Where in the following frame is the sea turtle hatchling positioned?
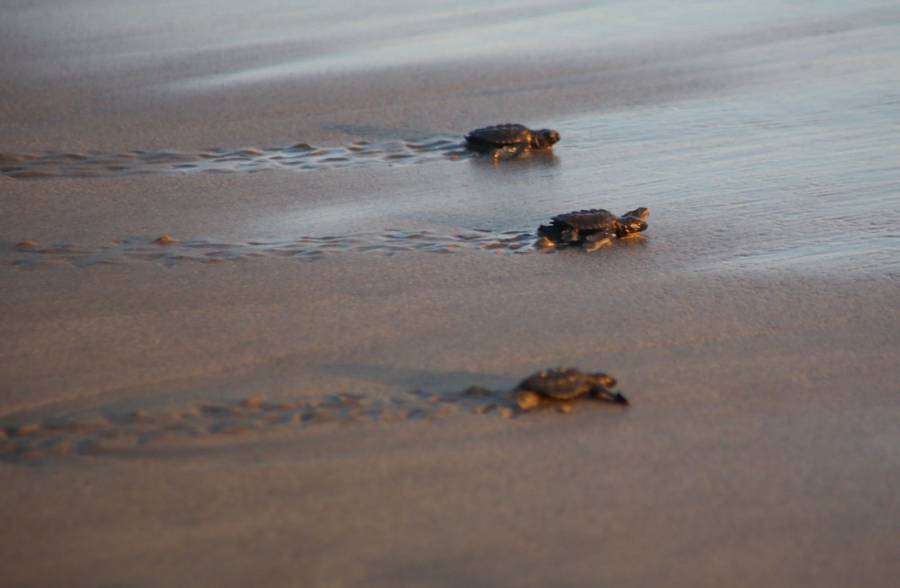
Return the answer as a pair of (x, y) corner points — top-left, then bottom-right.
(538, 207), (650, 252)
(465, 124), (560, 159)
(515, 368), (629, 412)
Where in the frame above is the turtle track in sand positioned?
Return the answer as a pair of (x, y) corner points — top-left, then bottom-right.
(0, 387), (522, 463)
(0, 137), (474, 179)
(2, 230), (539, 269)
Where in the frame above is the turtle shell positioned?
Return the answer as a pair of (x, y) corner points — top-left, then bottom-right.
(552, 209), (619, 231)
(538, 209), (620, 243)
(517, 368), (594, 400)
(465, 124), (533, 147)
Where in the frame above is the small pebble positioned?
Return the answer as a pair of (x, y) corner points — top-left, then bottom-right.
(431, 405), (457, 418)
(240, 397), (264, 410)
(473, 403), (497, 415)
(125, 410), (154, 424)
(9, 424), (40, 437)
(557, 403), (573, 414)
(308, 409), (336, 424)
(463, 386), (492, 397)
(210, 421), (257, 435)
(499, 407), (515, 419)
(15, 240), (37, 249)
(155, 234), (177, 245)
(200, 404), (240, 416)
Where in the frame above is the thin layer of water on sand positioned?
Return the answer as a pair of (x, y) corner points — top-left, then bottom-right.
(2, 229), (545, 268)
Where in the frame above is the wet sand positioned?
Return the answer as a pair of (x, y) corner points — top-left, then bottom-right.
(2, 1), (899, 586)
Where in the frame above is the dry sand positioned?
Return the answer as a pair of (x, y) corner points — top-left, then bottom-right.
(2, 1), (899, 586)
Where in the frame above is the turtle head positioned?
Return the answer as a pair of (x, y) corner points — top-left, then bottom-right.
(589, 374), (629, 405)
(589, 373), (617, 389)
(618, 207), (650, 235)
(532, 129), (560, 148)
(595, 389), (629, 405)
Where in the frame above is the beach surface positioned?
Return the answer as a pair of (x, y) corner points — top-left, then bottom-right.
(2, 1), (899, 586)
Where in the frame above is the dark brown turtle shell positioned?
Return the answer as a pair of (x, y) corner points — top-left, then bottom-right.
(466, 124), (533, 146)
(553, 209), (620, 231)
(465, 124), (560, 149)
(516, 368), (595, 401)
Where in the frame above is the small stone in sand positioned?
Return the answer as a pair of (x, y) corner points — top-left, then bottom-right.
(125, 410), (154, 423)
(499, 407), (516, 419)
(431, 405), (457, 418)
(557, 403), (573, 414)
(210, 421), (258, 435)
(8, 424), (40, 437)
(155, 234), (177, 245)
(473, 403), (497, 414)
(15, 240), (37, 249)
(201, 404), (240, 416)
(463, 385), (492, 397)
(240, 397), (264, 410)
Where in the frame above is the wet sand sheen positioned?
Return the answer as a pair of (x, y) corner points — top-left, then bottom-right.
(1, 228), (538, 268)
(0, 137), (472, 178)
(1, 0), (899, 587)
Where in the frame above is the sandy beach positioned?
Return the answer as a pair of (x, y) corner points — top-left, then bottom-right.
(2, 1), (899, 586)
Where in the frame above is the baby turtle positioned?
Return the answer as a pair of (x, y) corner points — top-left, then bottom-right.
(515, 368), (628, 412)
(465, 124), (560, 159)
(538, 207), (650, 252)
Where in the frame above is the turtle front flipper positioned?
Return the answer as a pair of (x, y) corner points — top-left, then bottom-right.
(491, 145), (526, 161)
(592, 386), (629, 405)
(582, 231), (613, 252)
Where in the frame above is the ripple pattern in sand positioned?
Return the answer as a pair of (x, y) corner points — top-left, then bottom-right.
(0, 138), (474, 179)
(0, 387), (528, 462)
(3, 230), (538, 269)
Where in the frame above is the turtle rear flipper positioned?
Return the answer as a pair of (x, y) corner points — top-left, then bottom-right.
(537, 221), (565, 243)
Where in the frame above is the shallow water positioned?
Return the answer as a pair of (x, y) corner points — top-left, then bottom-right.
(3, 1), (899, 279)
